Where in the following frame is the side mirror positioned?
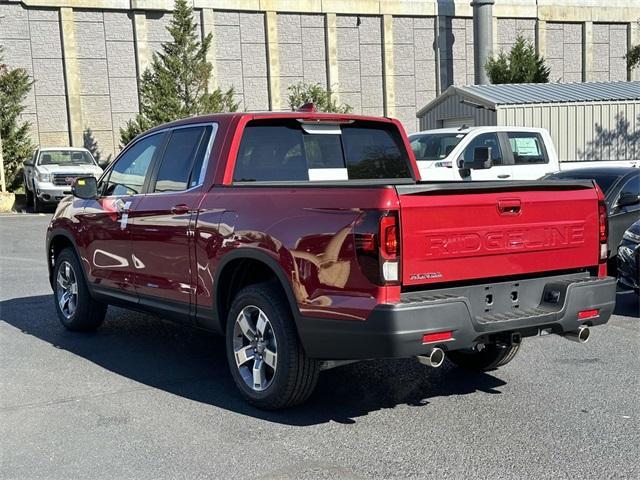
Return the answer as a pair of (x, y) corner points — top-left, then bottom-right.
(462, 147), (493, 170)
(24, 160), (34, 167)
(72, 176), (98, 199)
(617, 192), (640, 208)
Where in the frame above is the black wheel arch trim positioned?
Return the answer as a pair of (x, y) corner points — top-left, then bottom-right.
(210, 248), (304, 336)
(47, 228), (84, 289)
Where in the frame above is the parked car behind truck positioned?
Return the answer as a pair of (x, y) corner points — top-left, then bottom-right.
(23, 147), (103, 212)
(409, 126), (638, 182)
(47, 111), (616, 409)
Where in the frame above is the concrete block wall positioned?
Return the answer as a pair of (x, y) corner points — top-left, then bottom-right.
(0, 3), (69, 148)
(277, 13), (327, 109)
(591, 23), (628, 82)
(546, 22), (583, 83)
(213, 11), (269, 112)
(496, 18), (536, 54)
(336, 15), (384, 117)
(394, 16), (437, 133)
(104, 11), (138, 153)
(1, 0), (638, 159)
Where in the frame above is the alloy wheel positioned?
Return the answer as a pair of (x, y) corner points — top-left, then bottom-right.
(232, 305), (278, 392)
(56, 261), (78, 319)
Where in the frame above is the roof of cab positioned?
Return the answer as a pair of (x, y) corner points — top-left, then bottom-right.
(145, 111), (396, 134)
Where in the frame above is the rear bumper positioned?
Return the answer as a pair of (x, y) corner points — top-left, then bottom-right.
(298, 273), (616, 360)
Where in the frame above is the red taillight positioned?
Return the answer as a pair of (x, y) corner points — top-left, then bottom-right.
(380, 215), (398, 259)
(598, 200), (608, 243)
(578, 309), (599, 320)
(422, 331), (453, 344)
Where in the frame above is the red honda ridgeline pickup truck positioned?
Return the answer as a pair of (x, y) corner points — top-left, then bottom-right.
(47, 111), (616, 409)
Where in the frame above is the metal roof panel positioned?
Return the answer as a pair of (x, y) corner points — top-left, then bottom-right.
(457, 81), (640, 105)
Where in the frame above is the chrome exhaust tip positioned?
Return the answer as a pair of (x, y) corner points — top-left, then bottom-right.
(561, 325), (591, 344)
(418, 348), (445, 368)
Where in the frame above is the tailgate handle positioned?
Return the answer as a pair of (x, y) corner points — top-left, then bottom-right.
(498, 199), (521, 215)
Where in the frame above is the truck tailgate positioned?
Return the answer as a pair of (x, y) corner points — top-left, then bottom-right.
(397, 181), (600, 287)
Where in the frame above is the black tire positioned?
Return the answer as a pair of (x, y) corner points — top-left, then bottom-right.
(25, 181), (34, 205)
(225, 283), (319, 409)
(53, 248), (107, 331)
(446, 342), (521, 372)
(32, 183), (42, 213)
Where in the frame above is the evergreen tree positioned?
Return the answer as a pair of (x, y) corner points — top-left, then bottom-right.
(626, 44), (640, 72)
(0, 46), (35, 192)
(485, 35), (550, 84)
(120, 0), (238, 146)
(287, 82), (352, 113)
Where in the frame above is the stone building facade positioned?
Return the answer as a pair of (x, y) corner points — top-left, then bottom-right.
(0, 0), (638, 161)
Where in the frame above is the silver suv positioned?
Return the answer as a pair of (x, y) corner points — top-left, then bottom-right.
(23, 147), (103, 212)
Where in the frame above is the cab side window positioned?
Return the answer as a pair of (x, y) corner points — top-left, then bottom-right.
(463, 133), (503, 166)
(103, 133), (162, 196)
(153, 125), (212, 193)
(507, 132), (548, 165)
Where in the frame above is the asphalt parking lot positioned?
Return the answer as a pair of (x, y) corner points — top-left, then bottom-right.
(1, 213), (638, 480)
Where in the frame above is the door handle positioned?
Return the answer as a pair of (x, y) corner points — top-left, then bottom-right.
(498, 199), (521, 215)
(171, 204), (190, 215)
(497, 174), (511, 179)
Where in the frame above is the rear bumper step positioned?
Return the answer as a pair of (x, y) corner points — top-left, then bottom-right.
(298, 274), (616, 360)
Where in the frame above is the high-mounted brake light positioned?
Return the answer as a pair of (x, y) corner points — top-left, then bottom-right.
(296, 102), (317, 112)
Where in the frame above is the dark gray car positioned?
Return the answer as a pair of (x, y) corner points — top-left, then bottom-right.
(542, 167), (640, 262)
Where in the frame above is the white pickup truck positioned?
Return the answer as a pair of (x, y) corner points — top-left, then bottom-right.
(409, 126), (639, 181)
(23, 147), (103, 212)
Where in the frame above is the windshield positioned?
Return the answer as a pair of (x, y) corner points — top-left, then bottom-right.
(38, 150), (95, 166)
(409, 133), (465, 161)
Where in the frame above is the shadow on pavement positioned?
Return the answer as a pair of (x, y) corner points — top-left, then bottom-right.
(0, 294), (506, 426)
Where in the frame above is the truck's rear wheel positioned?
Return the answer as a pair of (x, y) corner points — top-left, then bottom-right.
(53, 248), (107, 331)
(446, 342), (521, 372)
(225, 283), (319, 409)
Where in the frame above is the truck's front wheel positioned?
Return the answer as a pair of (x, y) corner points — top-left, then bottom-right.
(446, 343), (521, 372)
(225, 283), (319, 409)
(53, 248), (107, 331)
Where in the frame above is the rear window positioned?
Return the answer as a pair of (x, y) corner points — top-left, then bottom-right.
(233, 120), (413, 182)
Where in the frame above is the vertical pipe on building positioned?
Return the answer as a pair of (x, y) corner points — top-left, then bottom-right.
(471, 0), (494, 85)
(201, 9), (217, 91)
(325, 13), (339, 104)
(382, 15), (395, 117)
(265, 11), (280, 111)
(629, 21), (640, 81)
(583, 21), (593, 82)
(60, 7), (83, 147)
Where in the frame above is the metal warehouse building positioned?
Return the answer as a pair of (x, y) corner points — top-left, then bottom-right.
(416, 81), (640, 162)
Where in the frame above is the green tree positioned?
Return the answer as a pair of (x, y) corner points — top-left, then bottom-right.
(485, 35), (550, 84)
(626, 44), (640, 72)
(0, 47), (35, 192)
(120, 0), (238, 146)
(287, 82), (352, 113)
